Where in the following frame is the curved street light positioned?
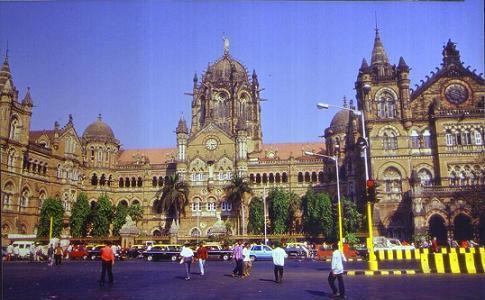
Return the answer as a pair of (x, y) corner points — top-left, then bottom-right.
(315, 101), (378, 271)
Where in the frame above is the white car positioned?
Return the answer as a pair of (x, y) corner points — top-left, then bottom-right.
(373, 237), (415, 251)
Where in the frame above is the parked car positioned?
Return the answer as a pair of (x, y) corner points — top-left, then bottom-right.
(143, 244), (182, 262)
(12, 241), (35, 259)
(127, 244), (146, 259)
(70, 246), (88, 260)
(203, 244), (232, 261)
(249, 245), (273, 261)
(87, 245), (105, 260)
(285, 245), (308, 258)
(373, 237), (415, 251)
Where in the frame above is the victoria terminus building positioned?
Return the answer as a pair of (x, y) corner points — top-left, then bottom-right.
(1, 30), (484, 243)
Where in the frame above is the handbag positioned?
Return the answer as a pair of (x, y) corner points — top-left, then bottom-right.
(179, 257), (184, 264)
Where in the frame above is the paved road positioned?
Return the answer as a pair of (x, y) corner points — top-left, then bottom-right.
(3, 259), (484, 300)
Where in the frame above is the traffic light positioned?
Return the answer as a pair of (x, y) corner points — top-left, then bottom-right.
(366, 179), (376, 202)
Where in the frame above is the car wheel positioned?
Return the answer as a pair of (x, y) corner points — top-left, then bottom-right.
(222, 254), (229, 261)
(83, 255), (87, 260)
(171, 255), (178, 262)
(147, 255), (153, 262)
(90, 255), (96, 260)
(250, 255), (256, 262)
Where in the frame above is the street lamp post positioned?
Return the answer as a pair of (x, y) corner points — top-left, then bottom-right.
(304, 151), (343, 252)
(263, 186), (268, 246)
(316, 102), (378, 271)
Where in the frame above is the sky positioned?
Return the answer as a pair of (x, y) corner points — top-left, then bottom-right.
(0, 1), (483, 150)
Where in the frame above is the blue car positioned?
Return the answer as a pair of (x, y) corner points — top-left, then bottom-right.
(249, 245), (273, 261)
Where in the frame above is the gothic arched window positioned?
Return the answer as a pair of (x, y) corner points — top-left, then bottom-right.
(383, 167), (402, 194)
(376, 91), (396, 119)
(9, 117), (21, 141)
(382, 130), (398, 150)
(417, 169), (433, 186)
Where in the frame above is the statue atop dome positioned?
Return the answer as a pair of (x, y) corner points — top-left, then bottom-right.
(223, 35), (230, 55)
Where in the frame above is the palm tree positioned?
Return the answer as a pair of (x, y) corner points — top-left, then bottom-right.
(156, 174), (189, 228)
(225, 175), (253, 235)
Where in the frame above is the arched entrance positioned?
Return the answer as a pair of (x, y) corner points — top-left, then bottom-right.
(428, 214), (447, 245)
(453, 214), (473, 242)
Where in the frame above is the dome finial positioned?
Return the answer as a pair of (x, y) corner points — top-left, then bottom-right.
(97, 113), (102, 121)
(343, 96), (348, 108)
(222, 34), (230, 55)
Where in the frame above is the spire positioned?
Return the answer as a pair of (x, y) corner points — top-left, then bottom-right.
(97, 114), (102, 121)
(370, 27), (389, 66)
(193, 72), (198, 88)
(21, 87), (33, 106)
(176, 115), (188, 134)
(360, 58), (369, 69)
(252, 69), (259, 86)
(342, 96), (348, 108)
(442, 39), (461, 67)
(0, 49), (12, 88)
(398, 56), (409, 72)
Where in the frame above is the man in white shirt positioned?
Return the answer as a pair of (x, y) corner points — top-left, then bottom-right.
(180, 244), (194, 280)
(328, 243), (346, 298)
(271, 241), (288, 283)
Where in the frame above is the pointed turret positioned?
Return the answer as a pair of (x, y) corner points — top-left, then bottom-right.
(359, 58), (370, 72)
(193, 73), (198, 88)
(442, 39), (461, 67)
(371, 28), (389, 66)
(21, 87), (33, 107)
(0, 52), (12, 89)
(398, 56), (409, 72)
(176, 115), (188, 134)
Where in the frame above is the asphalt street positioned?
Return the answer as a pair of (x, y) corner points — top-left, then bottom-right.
(2, 259), (484, 300)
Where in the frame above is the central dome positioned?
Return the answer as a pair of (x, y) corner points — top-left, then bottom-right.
(328, 110), (351, 134)
(205, 54), (249, 84)
(82, 115), (118, 143)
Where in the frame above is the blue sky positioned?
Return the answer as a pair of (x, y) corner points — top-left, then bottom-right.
(0, 1), (483, 149)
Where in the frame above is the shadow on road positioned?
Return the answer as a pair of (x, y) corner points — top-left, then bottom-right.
(306, 290), (327, 297)
(259, 279), (276, 283)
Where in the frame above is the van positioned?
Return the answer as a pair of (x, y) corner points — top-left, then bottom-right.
(12, 241), (35, 259)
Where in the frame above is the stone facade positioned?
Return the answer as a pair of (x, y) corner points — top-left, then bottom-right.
(1, 33), (484, 243)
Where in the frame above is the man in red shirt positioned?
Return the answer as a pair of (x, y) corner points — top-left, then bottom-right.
(196, 243), (209, 275)
(99, 241), (115, 285)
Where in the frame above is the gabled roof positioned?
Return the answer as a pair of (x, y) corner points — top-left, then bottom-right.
(252, 142), (325, 160)
(118, 148), (176, 165)
(411, 40), (484, 100)
(29, 130), (56, 143)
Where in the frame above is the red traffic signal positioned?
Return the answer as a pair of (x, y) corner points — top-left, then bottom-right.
(366, 179), (376, 189)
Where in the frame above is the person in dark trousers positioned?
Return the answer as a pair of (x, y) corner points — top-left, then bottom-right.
(99, 242), (115, 285)
(232, 241), (244, 277)
(272, 241), (288, 283)
(328, 243), (346, 298)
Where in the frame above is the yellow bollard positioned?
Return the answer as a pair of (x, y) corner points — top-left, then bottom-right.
(396, 249), (403, 260)
(450, 248), (456, 253)
(440, 248), (447, 254)
(434, 253), (445, 273)
(414, 248), (421, 259)
(479, 251), (485, 273)
(378, 250), (385, 261)
(464, 253), (477, 274)
(387, 249), (394, 260)
(448, 252), (460, 273)
(420, 253), (431, 273)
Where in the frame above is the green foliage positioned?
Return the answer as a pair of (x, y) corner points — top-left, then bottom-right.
(301, 190), (334, 238)
(69, 192), (91, 237)
(247, 197), (264, 234)
(37, 197), (64, 238)
(342, 197), (363, 235)
(128, 203), (144, 225)
(91, 194), (113, 237)
(157, 174), (189, 225)
(412, 232), (430, 245)
(112, 203), (128, 236)
(225, 175), (253, 234)
(268, 188), (299, 234)
(345, 232), (359, 247)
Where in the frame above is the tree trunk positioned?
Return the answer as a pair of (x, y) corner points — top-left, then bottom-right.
(241, 204), (246, 236)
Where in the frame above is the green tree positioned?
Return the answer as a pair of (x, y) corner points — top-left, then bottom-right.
(301, 190), (334, 238)
(342, 197), (363, 235)
(91, 194), (113, 237)
(112, 203), (129, 236)
(225, 175), (253, 235)
(37, 197), (64, 238)
(128, 203), (144, 225)
(247, 197), (264, 234)
(157, 174), (189, 227)
(268, 188), (299, 234)
(69, 192), (90, 237)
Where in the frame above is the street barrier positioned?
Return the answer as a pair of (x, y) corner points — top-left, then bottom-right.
(419, 251), (484, 274)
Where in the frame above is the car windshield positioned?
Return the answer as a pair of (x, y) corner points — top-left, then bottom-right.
(263, 246), (271, 251)
(252, 246), (261, 251)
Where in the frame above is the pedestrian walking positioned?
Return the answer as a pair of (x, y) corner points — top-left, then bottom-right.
(54, 244), (63, 265)
(328, 243), (346, 298)
(180, 243), (194, 280)
(99, 242), (115, 285)
(232, 241), (243, 277)
(242, 243), (252, 277)
(6, 242), (13, 261)
(196, 243), (208, 276)
(47, 244), (54, 266)
(272, 241), (288, 283)
(29, 244), (36, 262)
(66, 244), (73, 260)
(431, 237), (439, 253)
